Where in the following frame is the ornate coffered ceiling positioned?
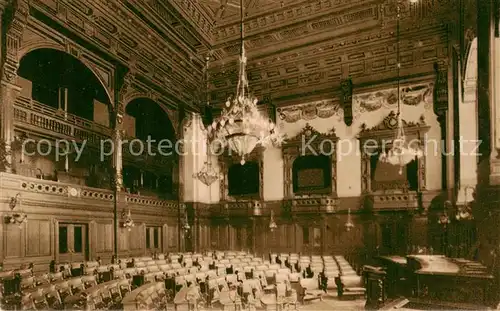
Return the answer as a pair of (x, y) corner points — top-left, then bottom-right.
(165, 0), (463, 106)
(20, 0), (468, 110)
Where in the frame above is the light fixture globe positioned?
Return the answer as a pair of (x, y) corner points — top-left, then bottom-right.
(193, 161), (220, 186)
(122, 210), (135, 231)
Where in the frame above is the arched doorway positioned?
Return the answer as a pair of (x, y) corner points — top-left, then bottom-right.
(122, 98), (177, 198)
(17, 48), (111, 124)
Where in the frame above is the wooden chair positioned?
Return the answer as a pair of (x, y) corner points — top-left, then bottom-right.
(335, 275), (366, 300)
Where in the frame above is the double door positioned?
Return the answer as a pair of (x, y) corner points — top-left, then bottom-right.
(58, 223), (88, 262)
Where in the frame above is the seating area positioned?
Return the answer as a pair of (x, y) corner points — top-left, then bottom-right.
(0, 251), (366, 310)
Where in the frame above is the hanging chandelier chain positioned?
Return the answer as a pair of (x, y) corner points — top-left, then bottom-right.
(396, 4), (401, 117)
(237, 0), (248, 100)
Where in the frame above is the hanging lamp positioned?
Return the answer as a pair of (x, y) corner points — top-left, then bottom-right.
(205, 0), (283, 165)
(379, 4), (423, 174)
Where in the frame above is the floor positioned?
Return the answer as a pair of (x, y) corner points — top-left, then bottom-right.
(300, 293), (366, 310)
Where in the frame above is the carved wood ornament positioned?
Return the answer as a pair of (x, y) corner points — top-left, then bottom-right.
(2, 0), (29, 83)
(341, 77), (353, 126)
(282, 123), (338, 199)
(358, 111), (429, 194)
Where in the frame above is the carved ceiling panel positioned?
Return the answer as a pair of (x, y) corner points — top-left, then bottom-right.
(208, 23), (448, 105)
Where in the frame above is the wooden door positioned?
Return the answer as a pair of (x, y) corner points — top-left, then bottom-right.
(58, 223), (88, 262)
(146, 227), (162, 254)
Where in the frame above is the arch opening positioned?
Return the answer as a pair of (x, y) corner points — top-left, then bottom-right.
(17, 48), (111, 124)
(125, 97), (176, 143)
(123, 97), (177, 199)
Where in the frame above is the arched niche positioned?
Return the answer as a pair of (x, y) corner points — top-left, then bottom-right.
(122, 97), (177, 198)
(219, 147), (263, 202)
(282, 123), (338, 199)
(358, 111), (429, 196)
(124, 97), (176, 142)
(17, 48), (112, 125)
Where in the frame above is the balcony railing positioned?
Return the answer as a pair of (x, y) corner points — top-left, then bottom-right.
(13, 96), (112, 144)
(1, 172), (178, 213)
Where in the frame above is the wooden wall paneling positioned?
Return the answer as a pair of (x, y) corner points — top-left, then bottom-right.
(25, 218), (51, 257)
(22, 217), (52, 271)
(94, 221), (113, 259)
(4, 222), (23, 259)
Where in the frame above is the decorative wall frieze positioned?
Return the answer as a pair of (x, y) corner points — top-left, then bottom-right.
(277, 99), (342, 124)
(353, 82), (434, 118)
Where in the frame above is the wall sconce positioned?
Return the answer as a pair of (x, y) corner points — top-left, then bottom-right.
(122, 209), (135, 231)
(438, 201), (451, 228)
(456, 186), (474, 221)
(181, 204), (190, 232)
(269, 210), (277, 232)
(6, 193), (27, 228)
(345, 207), (354, 231)
(253, 201), (262, 216)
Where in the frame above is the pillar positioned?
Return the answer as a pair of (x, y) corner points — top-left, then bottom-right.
(475, 0), (500, 283)
(0, 0), (28, 173)
(491, 0), (500, 183)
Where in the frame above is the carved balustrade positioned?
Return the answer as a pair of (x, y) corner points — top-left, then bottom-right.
(13, 96), (112, 144)
(0, 172), (178, 215)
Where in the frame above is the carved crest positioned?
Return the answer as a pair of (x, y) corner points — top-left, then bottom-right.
(359, 111), (427, 136)
(284, 123), (337, 143)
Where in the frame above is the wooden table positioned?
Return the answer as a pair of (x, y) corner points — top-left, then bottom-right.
(407, 255), (495, 307)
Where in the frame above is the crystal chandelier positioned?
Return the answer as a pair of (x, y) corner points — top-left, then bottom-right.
(379, 4), (423, 174)
(6, 193), (27, 228)
(193, 159), (219, 187)
(122, 209), (135, 231)
(269, 210), (278, 231)
(206, 0), (283, 165)
(194, 55), (220, 186)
